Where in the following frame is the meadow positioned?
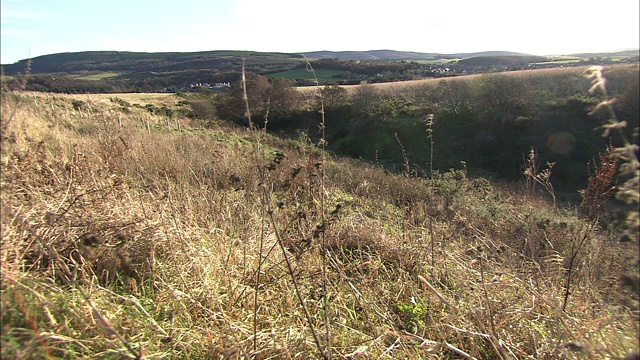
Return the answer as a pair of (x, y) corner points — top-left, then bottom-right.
(73, 72), (121, 81)
(1, 65), (639, 359)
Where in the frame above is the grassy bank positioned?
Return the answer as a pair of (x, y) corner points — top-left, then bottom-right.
(1, 89), (638, 359)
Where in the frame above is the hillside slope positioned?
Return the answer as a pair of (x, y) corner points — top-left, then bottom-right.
(303, 50), (536, 61)
(1, 50), (536, 73)
(0, 50), (305, 75)
(3, 49), (636, 93)
(1, 90), (638, 358)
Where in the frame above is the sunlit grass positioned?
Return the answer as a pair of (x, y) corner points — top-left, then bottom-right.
(1, 88), (637, 359)
(73, 72), (120, 81)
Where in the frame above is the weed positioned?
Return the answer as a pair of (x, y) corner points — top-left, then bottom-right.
(523, 147), (557, 206)
(579, 143), (619, 221)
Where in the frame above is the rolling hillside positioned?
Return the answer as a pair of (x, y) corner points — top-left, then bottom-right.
(1, 49), (636, 93)
(302, 50), (537, 61)
(1, 50), (539, 73)
(1, 86), (638, 359)
(0, 50), (305, 75)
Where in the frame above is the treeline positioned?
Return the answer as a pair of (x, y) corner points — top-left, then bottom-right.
(298, 59), (438, 85)
(2, 59), (439, 93)
(1, 71), (244, 93)
(1, 50), (304, 93)
(6, 55), (629, 93)
(2, 74), (129, 93)
(1, 51), (302, 75)
(187, 65), (638, 191)
(3, 49), (637, 93)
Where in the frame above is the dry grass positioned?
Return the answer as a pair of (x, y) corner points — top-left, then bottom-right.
(1, 89), (638, 359)
(297, 64), (637, 98)
(296, 66), (588, 95)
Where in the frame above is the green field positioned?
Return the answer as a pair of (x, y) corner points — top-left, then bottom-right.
(268, 68), (344, 82)
(74, 72), (119, 80)
(89, 92), (175, 100)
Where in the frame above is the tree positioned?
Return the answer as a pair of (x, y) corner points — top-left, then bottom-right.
(269, 78), (302, 119)
(215, 72), (271, 124)
(215, 73), (302, 128)
(242, 72), (272, 120)
(474, 74), (533, 123)
(350, 84), (380, 118)
(435, 79), (472, 115)
(321, 84), (348, 110)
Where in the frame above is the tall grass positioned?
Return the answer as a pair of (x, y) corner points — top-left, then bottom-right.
(584, 65), (639, 242)
(1, 82), (638, 359)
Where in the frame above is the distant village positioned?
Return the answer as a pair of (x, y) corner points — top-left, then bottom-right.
(179, 82), (231, 93)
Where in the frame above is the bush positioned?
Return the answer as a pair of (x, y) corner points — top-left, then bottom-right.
(188, 99), (217, 120)
(71, 100), (87, 111)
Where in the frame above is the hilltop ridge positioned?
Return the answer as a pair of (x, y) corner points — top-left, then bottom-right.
(1, 48), (637, 93)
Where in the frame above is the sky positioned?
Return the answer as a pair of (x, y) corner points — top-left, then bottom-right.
(1, 0), (639, 64)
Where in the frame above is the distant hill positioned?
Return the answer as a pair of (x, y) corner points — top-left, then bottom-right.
(1, 48), (636, 93)
(0, 50), (544, 75)
(301, 50), (533, 61)
(569, 49), (639, 58)
(4, 49), (636, 76)
(457, 55), (550, 67)
(302, 50), (441, 61)
(1, 50), (305, 75)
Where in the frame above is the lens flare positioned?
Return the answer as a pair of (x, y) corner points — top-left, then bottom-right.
(546, 132), (576, 155)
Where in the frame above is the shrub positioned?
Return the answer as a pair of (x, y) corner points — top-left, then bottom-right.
(71, 99), (88, 111)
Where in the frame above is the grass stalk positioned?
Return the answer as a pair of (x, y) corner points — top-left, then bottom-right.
(395, 133), (410, 177)
(242, 61), (326, 358)
(425, 114), (436, 282)
(305, 59), (331, 359)
(561, 222), (595, 312)
(241, 60), (268, 354)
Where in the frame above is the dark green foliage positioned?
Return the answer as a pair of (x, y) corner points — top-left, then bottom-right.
(188, 100), (216, 120)
(292, 65), (639, 193)
(615, 73), (640, 131)
(320, 85), (349, 110)
(474, 74), (534, 123)
(22, 75), (122, 93)
(1, 50), (303, 75)
(1, 51), (303, 93)
(350, 85), (381, 118)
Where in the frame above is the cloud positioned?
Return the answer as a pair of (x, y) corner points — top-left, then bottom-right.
(0, 29), (43, 38)
(0, 0), (45, 24)
(1, 8), (44, 20)
(95, 38), (158, 52)
(32, 43), (78, 54)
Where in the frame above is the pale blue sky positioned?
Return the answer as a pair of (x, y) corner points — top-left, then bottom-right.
(1, 0), (639, 64)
